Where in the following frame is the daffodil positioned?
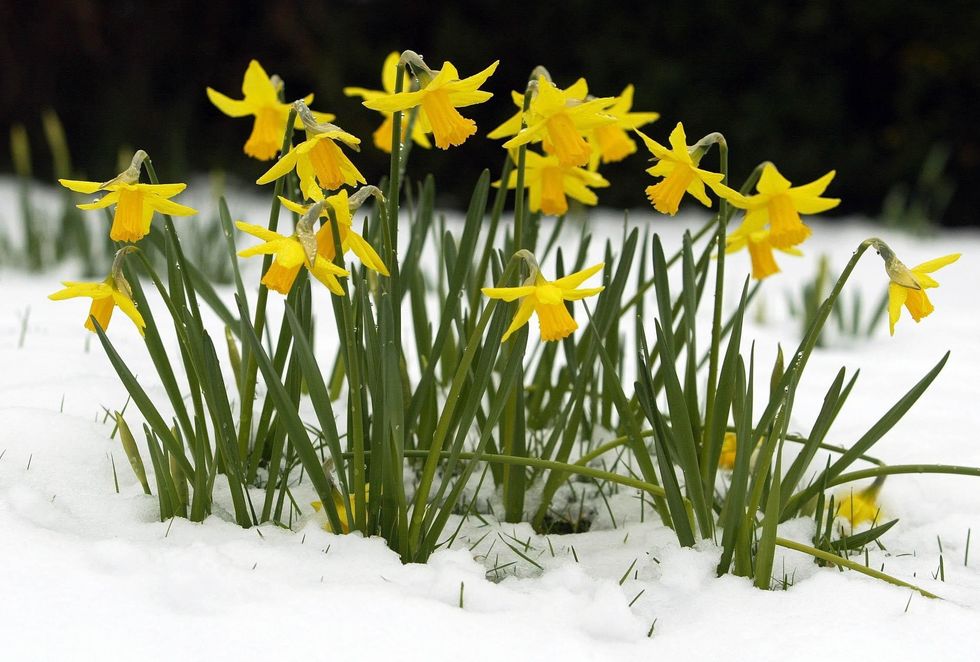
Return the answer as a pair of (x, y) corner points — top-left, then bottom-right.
(256, 102), (365, 199)
(498, 77), (615, 167)
(725, 163), (839, 249)
(834, 485), (883, 528)
(311, 486), (368, 534)
(482, 252), (604, 342)
(882, 250), (960, 335)
(362, 53), (498, 149)
(637, 123), (741, 216)
(587, 85), (659, 167)
(344, 52), (432, 153)
(278, 187), (389, 276)
(49, 247), (145, 335)
(236, 202), (350, 295)
(59, 150), (196, 243)
(718, 432), (738, 471)
(500, 149), (609, 217)
(726, 215), (802, 280)
(206, 60), (334, 161)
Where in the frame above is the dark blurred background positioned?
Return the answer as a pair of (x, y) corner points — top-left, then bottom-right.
(2, 0), (978, 226)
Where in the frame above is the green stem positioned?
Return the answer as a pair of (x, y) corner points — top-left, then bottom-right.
(511, 85), (534, 251)
(774, 537), (940, 599)
(236, 108), (297, 460)
(825, 464), (980, 487)
(702, 139), (730, 466)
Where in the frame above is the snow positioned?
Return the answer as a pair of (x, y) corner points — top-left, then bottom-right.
(2, 179), (980, 660)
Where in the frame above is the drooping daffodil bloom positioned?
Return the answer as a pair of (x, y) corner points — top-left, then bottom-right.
(279, 187), (389, 276)
(59, 150), (197, 243)
(726, 214), (802, 280)
(362, 52), (498, 150)
(482, 251), (604, 342)
(207, 60), (334, 161)
(48, 247), (145, 335)
(587, 85), (659, 168)
(256, 101), (365, 199)
(499, 149), (609, 217)
(311, 485), (368, 534)
(344, 52), (432, 153)
(725, 163), (839, 249)
(834, 483), (883, 529)
(872, 241), (960, 335)
(497, 76), (615, 168)
(637, 123), (740, 216)
(236, 200), (350, 296)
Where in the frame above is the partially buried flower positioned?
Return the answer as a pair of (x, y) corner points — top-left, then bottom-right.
(207, 60), (334, 161)
(343, 51), (432, 153)
(496, 76), (615, 168)
(278, 187), (389, 276)
(637, 123), (739, 216)
(49, 247), (145, 335)
(726, 214), (802, 280)
(501, 149), (609, 217)
(362, 52), (498, 149)
(236, 200), (350, 295)
(59, 150), (197, 243)
(834, 484), (883, 529)
(873, 241), (960, 335)
(256, 101), (365, 199)
(482, 251), (604, 342)
(725, 163), (839, 249)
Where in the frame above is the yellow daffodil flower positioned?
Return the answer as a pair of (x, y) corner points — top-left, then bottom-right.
(482, 253), (604, 341)
(344, 52), (432, 153)
(726, 214), (802, 280)
(500, 149), (609, 216)
(834, 485), (882, 528)
(256, 102), (365, 199)
(235, 211), (349, 295)
(278, 188), (389, 276)
(718, 432), (738, 470)
(206, 60), (334, 161)
(498, 77), (615, 167)
(59, 150), (196, 243)
(637, 123), (740, 216)
(49, 248), (145, 335)
(725, 163), (839, 249)
(883, 251), (960, 335)
(587, 85), (659, 167)
(363, 55), (498, 149)
(311, 486), (368, 534)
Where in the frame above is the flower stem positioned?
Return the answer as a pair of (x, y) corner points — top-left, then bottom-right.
(511, 83), (534, 252)
(237, 109), (297, 460)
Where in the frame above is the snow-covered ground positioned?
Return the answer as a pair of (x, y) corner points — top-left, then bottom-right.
(2, 180), (979, 660)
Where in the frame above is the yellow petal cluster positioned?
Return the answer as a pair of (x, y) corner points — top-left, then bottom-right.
(235, 221), (349, 295)
(207, 60), (333, 161)
(482, 262), (605, 342)
(49, 276), (145, 335)
(363, 59), (499, 149)
(344, 52), (433, 153)
(501, 150), (609, 217)
(637, 123), (739, 215)
(278, 189), (389, 276)
(885, 252), (960, 335)
(495, 77), (615, 167)
(59, 178), (197, 243)
(256, 126), (365, 199)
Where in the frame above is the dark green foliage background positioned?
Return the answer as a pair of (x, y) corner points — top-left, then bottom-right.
(2, 0), (978, 226)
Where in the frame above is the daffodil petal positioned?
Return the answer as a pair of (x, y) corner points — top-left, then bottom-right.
(552, 262), (604, 289)
(482, 285), (535, 302)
